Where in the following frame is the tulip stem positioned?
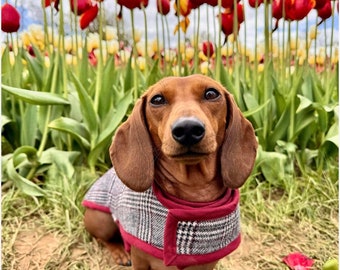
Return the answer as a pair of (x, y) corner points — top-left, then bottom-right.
(193, 8), (200, 74)
(141, 4), (149, 75)
(262, 2), (271, 148)
(130, 9), (139, 100)
(215, 0), (222, 82)
(176, 0), (182, 76)
(94, 1), (104, 114)
(233, 0), (240, 104)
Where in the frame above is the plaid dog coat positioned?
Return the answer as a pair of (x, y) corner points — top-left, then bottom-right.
(83, 167), (241, 269)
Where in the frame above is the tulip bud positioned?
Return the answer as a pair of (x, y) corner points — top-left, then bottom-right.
(1, 3), (20, 33)
(202, 41), (214, 58)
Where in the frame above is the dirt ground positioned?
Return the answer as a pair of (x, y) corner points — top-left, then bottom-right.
(4, 216), (338, 270)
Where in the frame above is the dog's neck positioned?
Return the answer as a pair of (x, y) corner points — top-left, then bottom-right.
(154, 154), (226, 202)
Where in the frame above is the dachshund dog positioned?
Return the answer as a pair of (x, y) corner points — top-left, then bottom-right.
(83, 74), (257, 270)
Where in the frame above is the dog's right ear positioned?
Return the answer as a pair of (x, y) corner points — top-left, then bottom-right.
(110, 97), (154, 192)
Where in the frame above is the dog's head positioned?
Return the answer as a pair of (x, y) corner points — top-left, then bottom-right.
(110, 75), (257, 192)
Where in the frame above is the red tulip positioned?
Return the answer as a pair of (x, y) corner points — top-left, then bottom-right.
(157, 0), (170, 15)
(219, 9), (240, 37)
(117, 0), (148, 10)
(45, 0), (60, 11)
(44, 0), (53, 7)
(317, 0), (332, 21)
(285, 0), (316, 21)
(314, 0), (327, 9)
(202, 41), (214, 57)
(70, 0), (92, 15)
(248, 0), (263, 8)
(1, 3), (20, 33)
(236, 3), (244, 23)
(189, 0), (217, 8)
(79, 3), (98, 29)
(222, 0), (240, 9)
(88, 50), (97, 66)
(272, 0), (283, 20)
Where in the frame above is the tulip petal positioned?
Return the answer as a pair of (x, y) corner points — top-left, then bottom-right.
(283, 252), (314, 270)
(79, 4), (99, 30)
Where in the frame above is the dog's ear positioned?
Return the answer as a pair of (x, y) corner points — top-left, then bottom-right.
(110, 97), (154, 192)
(220, 92), (258, 188)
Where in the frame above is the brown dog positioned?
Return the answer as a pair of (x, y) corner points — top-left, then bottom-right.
(83, 75), (257, 270)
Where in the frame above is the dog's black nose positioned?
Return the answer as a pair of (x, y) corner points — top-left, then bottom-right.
(171, 117), (205, 146)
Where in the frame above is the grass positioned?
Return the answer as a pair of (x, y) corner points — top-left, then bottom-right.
(2, 162), (338, 270)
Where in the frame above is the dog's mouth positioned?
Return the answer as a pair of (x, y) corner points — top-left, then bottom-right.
(170, 151), (210, 163)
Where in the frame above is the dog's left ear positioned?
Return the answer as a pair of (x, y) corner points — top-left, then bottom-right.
(110, 97), (154, 192)
(220, 92), (258, 188)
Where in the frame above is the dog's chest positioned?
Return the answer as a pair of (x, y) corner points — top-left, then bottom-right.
(110, 168), (241, 268)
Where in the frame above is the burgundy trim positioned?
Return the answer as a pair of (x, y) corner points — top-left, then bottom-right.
(119, 227), (164, 260)
(82, 200), (111, 214)
(121, 224), (241, 269)
(167, 235), (241, 269)
(154, 184), (240, 221)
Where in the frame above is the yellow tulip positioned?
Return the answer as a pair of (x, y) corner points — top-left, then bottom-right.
(200, 61), (210, 75)
(308, 55), (316, 65)
(289, 38), (299, 51)
(221, 46), (233, 57)
(87, 33), (100, 52)
(309, 25), (318, 40)
(93, 47), (108, 63)
(44, 56), (50, 68)
(104, 26), (117, 41)
(316, 47), (326, 65)
(133, 30), (142, 43)
(9, 51), (15, 66)
(20, 32), (31, 47)
(137, 56), (146, 71)
(331, 47), (338, 65)
(172, 66), (184, 76)
(198, 51), (208, 61)
(164, 49), (176, 63)
(257, 63), (264, 72)
(152, 39), (163, 54)
(107, 40), (119, 55)
(185, 47), (195, 61)
(64, 36), (73, 53)
(119, 49), (131, 64)
(65, 54), (73, 66)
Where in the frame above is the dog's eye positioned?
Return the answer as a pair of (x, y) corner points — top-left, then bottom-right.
(204, 88), (221, 101)
(150, 94), (166, 106)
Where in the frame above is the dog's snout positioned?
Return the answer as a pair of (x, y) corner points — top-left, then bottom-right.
(171, 117), (205, 146)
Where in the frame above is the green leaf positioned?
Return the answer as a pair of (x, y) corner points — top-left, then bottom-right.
(48, 117), (91, 149)
(40, 148), (80, 179)
(256, 146), (287, 183)
(21, 105), (37, 147)
(98, 57), (116, 120)
(1, 85), (70, 105)
(70, 72), (99, 142)
(146, 59), (161, 87)
(88, 89), (133, 168)
(219, 66), (235, 95)
(6, 146), (45, 197)
(124, 55), (134, 92)
(242, 92), (270, 125)
(7, 160), (46, 196)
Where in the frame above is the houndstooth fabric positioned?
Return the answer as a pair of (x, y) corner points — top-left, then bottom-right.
(83, 167), (240, 262)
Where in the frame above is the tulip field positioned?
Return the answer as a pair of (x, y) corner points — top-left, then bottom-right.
(1, 0), (339, 269)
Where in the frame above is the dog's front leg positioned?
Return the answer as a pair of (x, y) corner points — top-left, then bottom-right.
(84, 208), (131, 266)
